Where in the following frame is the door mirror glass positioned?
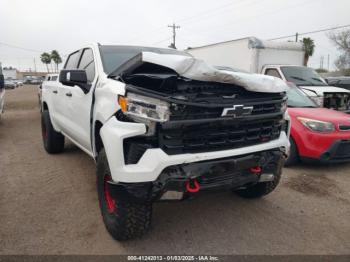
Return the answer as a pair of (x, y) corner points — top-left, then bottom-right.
(59, 69), (91, 93)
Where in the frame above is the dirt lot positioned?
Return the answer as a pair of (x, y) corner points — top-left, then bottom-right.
(0, 86), (350, 255)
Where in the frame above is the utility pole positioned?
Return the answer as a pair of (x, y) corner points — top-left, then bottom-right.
(320, 56), (324, 69)
(168, 23), (180, 49)
(33, 58), (37, 73)
(295, 32), (299, 42)
(327, 54), (330, 71)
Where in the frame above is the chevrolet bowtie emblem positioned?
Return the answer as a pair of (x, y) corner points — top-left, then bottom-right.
(221, 105), (253, 118)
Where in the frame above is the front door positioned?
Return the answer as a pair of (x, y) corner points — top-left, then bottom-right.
(60, 48), (96, 153)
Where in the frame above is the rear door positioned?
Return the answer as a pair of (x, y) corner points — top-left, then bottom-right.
(59, 48), (96, 153)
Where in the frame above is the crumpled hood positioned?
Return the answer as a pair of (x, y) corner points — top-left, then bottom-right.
(128, 52), (288, 93)
(299, 85), (350, 96)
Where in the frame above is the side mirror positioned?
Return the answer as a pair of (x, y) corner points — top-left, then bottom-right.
(59, 69), (91, 93)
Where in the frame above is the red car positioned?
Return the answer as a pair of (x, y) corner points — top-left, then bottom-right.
(286, 86), (350, 165)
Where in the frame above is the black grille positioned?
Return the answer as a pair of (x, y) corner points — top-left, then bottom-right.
(339, 124), (350, 131)
(334, 141), (350, 157)
(170, 99), (284, 121)
(159, 118), (283, 155)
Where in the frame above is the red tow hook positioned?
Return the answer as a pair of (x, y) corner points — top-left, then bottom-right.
(250, 166), (262, 174)
(185, 179), (200, 193)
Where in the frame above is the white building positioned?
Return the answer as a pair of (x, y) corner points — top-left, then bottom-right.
(3, 67), (18, 79)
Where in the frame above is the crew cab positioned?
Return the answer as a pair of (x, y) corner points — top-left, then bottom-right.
(41, 43), (290, 240)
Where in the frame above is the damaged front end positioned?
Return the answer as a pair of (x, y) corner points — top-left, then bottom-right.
(105, 51), (289, 200)
(323, 92), (350, 112)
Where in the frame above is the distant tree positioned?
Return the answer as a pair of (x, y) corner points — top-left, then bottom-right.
(50, 50), (62, 73)
(301, 37), (315, 66)
(315, 68), (328, 73)
(40, 52), (51, 73)
(328, 30), (350, 71)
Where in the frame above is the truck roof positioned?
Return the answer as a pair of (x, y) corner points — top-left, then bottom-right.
(186, 37), (303, 52)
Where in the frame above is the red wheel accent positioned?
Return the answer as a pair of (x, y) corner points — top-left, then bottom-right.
(104, 174), (116, 213)
(185, 179), (200, 193)
(42, 124), (47, 139)
(250, 166), (262, 174)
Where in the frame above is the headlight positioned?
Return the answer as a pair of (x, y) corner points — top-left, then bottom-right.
(119, 93), (170, 122)
(310, 96), (323, 107)
(297, 117), (334, 133)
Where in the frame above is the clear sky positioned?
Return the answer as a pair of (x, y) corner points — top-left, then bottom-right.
(0, 0), (349, 72)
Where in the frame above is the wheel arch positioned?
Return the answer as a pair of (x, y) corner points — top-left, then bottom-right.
(93, 120), (104, 159)
(42, 101), (49, 111)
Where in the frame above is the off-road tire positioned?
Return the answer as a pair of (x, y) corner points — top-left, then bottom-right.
(235, 162), (283, 199)
(284, 137), (299, 166)
(41, 110), (64, 154)
(97, 149), (152, 241)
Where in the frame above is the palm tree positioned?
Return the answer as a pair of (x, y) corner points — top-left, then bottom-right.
(302, 37), (315, 66)
(40, 52), (51, 73)
(50, 50), (62, 73)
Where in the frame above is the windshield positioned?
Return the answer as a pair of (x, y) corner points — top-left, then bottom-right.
(99, 45), (191, 75)
(287, 86), (317, 108)
(281, 66), (327, 86)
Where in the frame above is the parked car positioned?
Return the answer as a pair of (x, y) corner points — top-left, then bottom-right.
(325, 77), (350, 91)
(4, 79), (16, 89)
(29, 77), (43, 85)
(187, 37), (350, 113)
(13, 80), (23, 86)
(286, 85), (350, 165)
(38, 74), (58, 109)
(41, 43), (290, 240)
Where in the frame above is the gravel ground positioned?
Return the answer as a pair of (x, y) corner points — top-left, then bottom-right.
(0, 86), (349, 255)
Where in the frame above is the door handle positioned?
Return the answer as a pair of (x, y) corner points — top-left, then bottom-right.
(66, 92), (72, 97)
(53, 90), (58, 94)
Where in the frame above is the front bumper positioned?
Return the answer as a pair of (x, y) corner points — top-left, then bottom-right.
(319, 140), (350, 163)
(107, 149), (284, 203)
(100, 117), (290, 183)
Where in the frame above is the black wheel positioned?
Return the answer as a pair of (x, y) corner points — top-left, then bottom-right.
(41, 110), (64, 153)
(285, 137), (299, 166)
(97, 149), (152, 241)
(235, 162), (283, 199)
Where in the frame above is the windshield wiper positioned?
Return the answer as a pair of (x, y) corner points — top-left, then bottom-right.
(311, 77), (326, 84)
(289, 76), (314, 85)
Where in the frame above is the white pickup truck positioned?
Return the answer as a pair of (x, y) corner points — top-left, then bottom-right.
(41, 43), (290, 240)
(187, 37), (350, 112)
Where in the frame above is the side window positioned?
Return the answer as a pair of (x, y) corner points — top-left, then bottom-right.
(64, 51), (80, 69)
(51, 76), (58, 81)
(265, 68), (282, 79)
(78, 48), (95, 83)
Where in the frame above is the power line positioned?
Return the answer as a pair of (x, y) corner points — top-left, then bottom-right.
(0, 41), (43, 53)
(181, 0), (319, 42)
(152, 37), (172, 45)
(128, 0), (254, 43)
(268, 24), (350, 40)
